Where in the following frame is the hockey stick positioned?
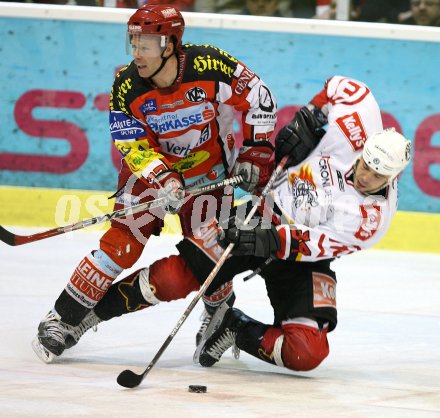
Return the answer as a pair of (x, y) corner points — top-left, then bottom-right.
(116, 156), (289, 389)
(0, 175), (243, 247)
(242, 255), (274, 282)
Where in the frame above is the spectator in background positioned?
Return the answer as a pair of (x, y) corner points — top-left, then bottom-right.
(96, 0), (137, 7)
(194, 0), (242, 14)
(243, 0), (283, 16)
(193, 0), (297, 16)
(137, 0), (195, 11)
(313, 0), (336, 19)
(352, 0), (410, 23)
(96, 0), (195, 10)
(400, 0), (440, 25)
(142, 0), (195, 12)
(289, 0), (318, 18)
(314, 0), (331, 17)
(243, 0), (316, 17)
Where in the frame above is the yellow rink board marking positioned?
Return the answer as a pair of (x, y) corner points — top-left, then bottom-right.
(0, 186), (439, 253)
(0, 186), (181, 234)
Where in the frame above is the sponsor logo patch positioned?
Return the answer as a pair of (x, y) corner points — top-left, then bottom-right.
(111, 77), (132, 113)
(354, 204), (382, 241)
(193, 55), (234, 78)
(110, 111), (146, 140)
(235, 67), (255, 95)
(172, 150), (210, 172)
(288, 164), (318, 209)
(147, 104), (215, 134)
(67, 256), (115, 308)
(188, 218), (224, 262)
(336, 170), (345, 191)
(140, 99), (158, 114)
(259, 85), (275, 112)
(162, 7), (178, 18)
(185, 86), (207, 103)
(336, 112), (367, 151)
(128, 25), (142, 33)
(161, 100), (184, 109)
(319, 156), (333, 188)
(312, 272), (336, 309)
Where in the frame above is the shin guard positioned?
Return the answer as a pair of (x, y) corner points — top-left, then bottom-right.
(55, 250), (123, 325)
(280, 320), (329, 371)
(94, 268), (158, 321)
(202, 280), (235, 315)
(235, 316), (330, 371)
(239, 318), (330, 371)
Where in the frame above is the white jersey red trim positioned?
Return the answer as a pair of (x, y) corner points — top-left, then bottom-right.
(269, 76), (396, 262)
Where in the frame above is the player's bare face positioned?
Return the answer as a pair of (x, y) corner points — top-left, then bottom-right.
(353, 158), (389, 194)
(411, 0), (440, 26)
(130, 35), (165, 78)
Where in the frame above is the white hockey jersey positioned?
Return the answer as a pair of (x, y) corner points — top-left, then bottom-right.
(269, 76), (398, 262)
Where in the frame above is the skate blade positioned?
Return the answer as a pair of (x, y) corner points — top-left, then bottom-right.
(31, 337), (57, 364)
(193, 301), (230, 365)
(231, 344), (240, 360)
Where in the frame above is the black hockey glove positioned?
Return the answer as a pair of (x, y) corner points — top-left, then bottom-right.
(217, 215), (280, 258)
(275, 106), (327, 167)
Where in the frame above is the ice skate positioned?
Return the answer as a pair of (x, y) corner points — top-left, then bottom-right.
(32, 310), (72, 363)
(193, 302), (231, 364)
(195, 309), (212, 347)
(197, 307), (248, 367)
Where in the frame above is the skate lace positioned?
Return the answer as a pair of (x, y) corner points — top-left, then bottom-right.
(43, 313), (68, 344)
(207, 329), (236, 360)
(70, 313), (101, 343)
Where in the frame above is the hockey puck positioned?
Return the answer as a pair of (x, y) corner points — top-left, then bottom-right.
(188, 385), (207, 393)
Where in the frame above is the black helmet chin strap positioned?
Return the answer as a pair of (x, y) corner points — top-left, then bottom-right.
(148, 49), (176, 82)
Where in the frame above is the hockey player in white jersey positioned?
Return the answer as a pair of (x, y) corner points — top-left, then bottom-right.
(190, 75), (412, 371)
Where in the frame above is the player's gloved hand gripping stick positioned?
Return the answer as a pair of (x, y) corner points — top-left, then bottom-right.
(0, 175), (244, 246)
(116, 155), (289, 389)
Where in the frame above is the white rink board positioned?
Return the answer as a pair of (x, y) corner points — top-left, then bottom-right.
(1, 3), (440, 42)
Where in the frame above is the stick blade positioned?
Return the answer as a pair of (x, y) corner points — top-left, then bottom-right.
(0, 226), (16, 246)
(117, 369), (144, 388)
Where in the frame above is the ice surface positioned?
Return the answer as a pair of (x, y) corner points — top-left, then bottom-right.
(1, 228), (439, 418)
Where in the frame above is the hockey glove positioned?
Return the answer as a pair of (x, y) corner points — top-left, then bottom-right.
(232, 141), (274, 192)
(275, 106), (327, 167)
(156, 170), (185, 214)
(217, 215), (280, 258)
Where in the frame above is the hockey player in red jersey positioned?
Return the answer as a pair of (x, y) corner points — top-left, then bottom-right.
(189, 75), (412, 372)
(32, 4), (277, 363)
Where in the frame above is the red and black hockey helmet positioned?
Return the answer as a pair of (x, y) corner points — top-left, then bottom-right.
(127, 4), (185, 48)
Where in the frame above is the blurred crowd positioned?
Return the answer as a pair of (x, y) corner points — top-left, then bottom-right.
(1, 0), (440, 27)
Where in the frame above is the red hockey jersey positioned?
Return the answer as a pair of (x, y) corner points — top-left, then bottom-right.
(109, 43), (277, 189)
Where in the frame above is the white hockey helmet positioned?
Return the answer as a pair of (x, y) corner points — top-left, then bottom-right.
(362, 128), (411, 178)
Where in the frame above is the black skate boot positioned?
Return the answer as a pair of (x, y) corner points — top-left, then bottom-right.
(193, 301), (231, 364)
(195, 292), (236, 346)
(197, 307), (250, 367)
(32, 310), (73, 363)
